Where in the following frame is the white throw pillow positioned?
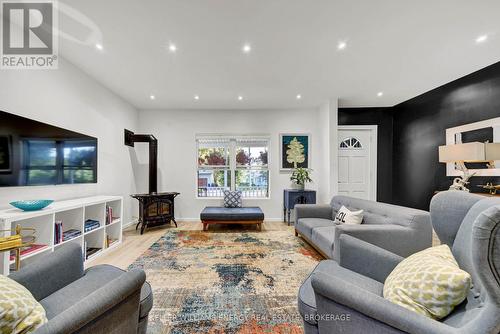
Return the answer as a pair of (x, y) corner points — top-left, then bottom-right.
(334, 205), (364, 225)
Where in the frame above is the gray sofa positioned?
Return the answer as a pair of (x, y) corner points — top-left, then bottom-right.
(9, 243), (152, 334)
(299, 191), (500, 334)
(294, 195), (432, 259)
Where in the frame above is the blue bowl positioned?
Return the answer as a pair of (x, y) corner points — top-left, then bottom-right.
(10, 200), (54, 211)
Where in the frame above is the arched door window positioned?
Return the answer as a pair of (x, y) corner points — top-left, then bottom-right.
(339, 137), (362, 149)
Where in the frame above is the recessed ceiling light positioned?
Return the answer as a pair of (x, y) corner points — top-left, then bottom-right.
(168, 43), (177, 52)
(337, 41), (347, 50)
(149, 95), (155, 100)
(476, 35), (488, 43)
(95, 43), (103, 51)
(377, 92), (384, 97)
(238, 96), (243, 101)
(242, 44), (252, 53)
(194, 95), (200, 100)
(296, 94), (302, 100)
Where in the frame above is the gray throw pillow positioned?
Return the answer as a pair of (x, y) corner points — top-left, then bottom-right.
(223, 190), (242, 208)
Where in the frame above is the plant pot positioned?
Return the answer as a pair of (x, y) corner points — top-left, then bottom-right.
(295, 183), (305, 190)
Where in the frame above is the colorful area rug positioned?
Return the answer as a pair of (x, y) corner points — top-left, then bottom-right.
(129, 229), (322, 334)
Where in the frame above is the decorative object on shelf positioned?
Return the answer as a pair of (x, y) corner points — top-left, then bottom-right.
(280, 133), (310, 171)
(439, 142), (485, 192)
(477, 183), (500, 195)
(0, 224), (36, 271)
(283, 189), (316, 225)
(290, 167), (313, 190)
(9, 199), (53, 211)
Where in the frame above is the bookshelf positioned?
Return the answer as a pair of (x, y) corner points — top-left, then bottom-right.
(0, 195), (123, 275)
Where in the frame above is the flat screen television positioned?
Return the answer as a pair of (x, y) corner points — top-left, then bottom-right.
(0, 110), (97, 187)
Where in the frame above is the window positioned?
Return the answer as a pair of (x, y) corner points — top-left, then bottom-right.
(197, 136), (269, 198)
(340, 137), (362, 149)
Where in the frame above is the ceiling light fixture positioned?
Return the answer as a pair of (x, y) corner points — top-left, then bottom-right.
(337, 41), (347, 50)
(476, 35), (488, 43)
(168, 43), (177, 52)
(296, 94), (302, 100)
(238, 96), (243, 101)
(194, 95), (200, 100)
(242, 44), (252, 53)
(149, 95), (155, 100)
(95, 43), (103, 51)
(377, 92), (384, 97)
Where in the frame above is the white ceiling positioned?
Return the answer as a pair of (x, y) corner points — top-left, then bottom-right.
(58, 0), (500, 110)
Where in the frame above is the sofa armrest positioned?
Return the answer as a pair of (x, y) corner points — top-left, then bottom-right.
(333, 224), (419, 261)
(337, 234), (404, 283)
(34, 269), (146, 334)
(295, 204), (333, 222)
(9, 243), (84, 301)
(311, 270), (455, 334)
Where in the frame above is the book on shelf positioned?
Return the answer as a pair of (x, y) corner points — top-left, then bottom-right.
(54, 220), (63, 244)
(105, 205), (119, 225)
(105, 233), (118, 248)
(85, 247), (102, 260)
(84, 219), (100, 232)
(10, 244), (48, 261)
(62, 229), (82, 242)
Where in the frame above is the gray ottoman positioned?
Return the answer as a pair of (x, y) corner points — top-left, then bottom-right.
(200, 206), (265, 231)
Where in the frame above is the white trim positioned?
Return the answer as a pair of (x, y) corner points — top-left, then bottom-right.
(445, 117), (500, 177)
(337, 125), (378, 201)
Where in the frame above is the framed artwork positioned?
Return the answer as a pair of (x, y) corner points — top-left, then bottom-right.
(280, 134), (310, 171)
(0, 135), (12, 172)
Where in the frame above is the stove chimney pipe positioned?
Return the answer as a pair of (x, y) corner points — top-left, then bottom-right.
(125, 129), (158, 194)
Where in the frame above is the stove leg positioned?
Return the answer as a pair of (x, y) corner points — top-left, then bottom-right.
(172, 218), (178, 228)
(135, 221), (141, 231)
(140, 223), (146, 235)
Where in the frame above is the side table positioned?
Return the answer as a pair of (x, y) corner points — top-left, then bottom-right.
(283, 189), (316, 225)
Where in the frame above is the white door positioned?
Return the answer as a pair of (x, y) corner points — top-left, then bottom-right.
(338, 127), (377, 200)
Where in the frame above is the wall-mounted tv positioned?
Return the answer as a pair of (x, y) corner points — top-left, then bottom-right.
(0, 110), (97, 187)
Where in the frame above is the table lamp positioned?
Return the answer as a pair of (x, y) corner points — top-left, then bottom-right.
(439, 142), (485, 192)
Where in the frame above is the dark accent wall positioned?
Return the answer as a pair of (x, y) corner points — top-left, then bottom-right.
(338, 107), (394, 203)
(392, 61), (500, 210)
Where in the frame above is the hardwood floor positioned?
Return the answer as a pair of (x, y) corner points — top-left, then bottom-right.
(86, 220), (440, 270)
(85, 221), (293, 270)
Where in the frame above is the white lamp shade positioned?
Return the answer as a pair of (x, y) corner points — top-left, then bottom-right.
(485, 143), (500, 161)
(438, 142), (485, 163)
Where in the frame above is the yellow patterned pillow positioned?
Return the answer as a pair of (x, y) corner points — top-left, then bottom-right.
(383, 244), (471, 319)
(0, 275), (47, 334)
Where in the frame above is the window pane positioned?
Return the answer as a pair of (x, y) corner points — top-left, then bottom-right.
(236, 140), (268, 167)
(197, 169), (231, 197)
(27, 169), (57, 185)
(198, 147), (228, 166)
(235, 170), (269, 197)
(26, 140), (56, 166)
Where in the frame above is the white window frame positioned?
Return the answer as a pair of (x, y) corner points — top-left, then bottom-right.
(196, 135), (270, 199)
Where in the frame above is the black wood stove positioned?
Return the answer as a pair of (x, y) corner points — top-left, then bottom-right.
(125, 129), (180, 234)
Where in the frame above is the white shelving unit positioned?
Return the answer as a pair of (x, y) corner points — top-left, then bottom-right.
(0, 195), (123, 275)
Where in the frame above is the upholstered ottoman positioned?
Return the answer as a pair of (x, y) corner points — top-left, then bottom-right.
(200, 206), (264, 231)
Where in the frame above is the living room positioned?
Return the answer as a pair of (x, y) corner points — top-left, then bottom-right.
(0, 1), (499, 334)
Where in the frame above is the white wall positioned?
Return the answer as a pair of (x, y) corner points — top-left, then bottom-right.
(0, 59), (139, 225)
(137, 108), (333, 220)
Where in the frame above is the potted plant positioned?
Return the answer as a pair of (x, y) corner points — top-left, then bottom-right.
(290, 168), (312, 190)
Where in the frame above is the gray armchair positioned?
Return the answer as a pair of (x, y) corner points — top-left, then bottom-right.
(295, 195), (432, 259)
(298, 191), (500, 334)
(9, 243), (152, 334)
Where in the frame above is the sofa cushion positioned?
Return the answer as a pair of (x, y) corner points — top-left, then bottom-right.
(296, 218), (335, 240)
(139, 281), (153, 319)
(200, 207), (264, 221)
(40, 264), (124, 319)
(311, 226), (336, 258)
(299, 260), (383, 326)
